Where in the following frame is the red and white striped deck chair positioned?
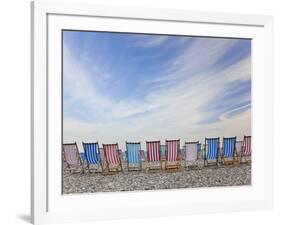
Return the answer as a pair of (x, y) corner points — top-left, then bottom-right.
(62, 143), (84, 173)
(103, 143), (123, 173)
(165, 139), (182, 171)
(146, 141), (161, 172)
(241, 136), (251, 163)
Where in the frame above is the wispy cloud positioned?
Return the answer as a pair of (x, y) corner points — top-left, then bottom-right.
(63, 32), (251, 150)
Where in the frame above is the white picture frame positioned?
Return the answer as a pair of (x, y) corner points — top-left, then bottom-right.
(31, 1), (273, 224)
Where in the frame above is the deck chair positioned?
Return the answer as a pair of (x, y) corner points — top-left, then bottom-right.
(165, 139), (182, 171)
(221, 137), (239, 165)
(184, 141), (199, 169)
(103, 143), (123, 173)
(126, 142), (142, 171)
(204, 137), (220, 167)
(63, 143), (84, 173)
(82, 142), (102, 173)
(146, 141), (161, 172)
(241, 135), (251, 164)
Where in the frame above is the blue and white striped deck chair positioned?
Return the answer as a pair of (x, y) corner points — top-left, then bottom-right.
(82, 142), (102, 173)
(222, 136), (238, 165)
(126, 142), (142, 171)
(204, 137), (220, 167)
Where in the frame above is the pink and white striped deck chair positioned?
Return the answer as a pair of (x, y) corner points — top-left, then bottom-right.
(146, 141), (161, 172)
(165, 139), (182, 171)
(241, 136), (251, 163)
(184, 141), (199, 169)
(62, 143), (83, 173)
(103, 143), (123, 173)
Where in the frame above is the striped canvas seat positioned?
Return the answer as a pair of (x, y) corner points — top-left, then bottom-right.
(63, 143), (83, 173)
(222, 137), (237, 164)
(82, 142), (101, 165)
(103, 143), (123, 172)
(242, 136), (251, 156)
(126, 142), (142, 171)
(165, 139), (181, 171)
(82, 142), (102, 172)
(241, 136), (251, 163)
(146, 141), (161, 171)
(204, 137), (220, 167)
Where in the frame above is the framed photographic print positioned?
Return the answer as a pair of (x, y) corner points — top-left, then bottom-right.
(31, 1), (273, 224)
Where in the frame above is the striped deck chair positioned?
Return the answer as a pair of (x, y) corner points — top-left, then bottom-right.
(63, 143), (84, 173)
(204, 137), (220, 167)
(165, 139), (182, 172)
(82, 142), (102, 173)
(221, 137), (239, 165)
(184, 141), (199, 169)
(126, 142), (142, 171)
(146, 141), (161, 172)
(241, 135), (251, 163)
(103, 143), (123, 173)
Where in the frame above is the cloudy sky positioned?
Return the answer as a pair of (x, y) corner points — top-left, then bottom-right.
(63, 31), (251, 151)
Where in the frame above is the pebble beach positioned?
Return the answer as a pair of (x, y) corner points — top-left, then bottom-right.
(63, 160), (251, 194)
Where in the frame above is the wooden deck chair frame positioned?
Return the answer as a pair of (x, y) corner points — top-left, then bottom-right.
(62, 142), (84, 173)
(165, 139), (182, 172)
(126, 141), (142, 172)
(204, 137), (220, 167)
(240, 135), (252, 164)
(82, 142), (103, 173)
(221, 136), (239, 165)
(184, 141), (199, 170)
(146, 140), (162, 172)
(102, 143), (123, 174)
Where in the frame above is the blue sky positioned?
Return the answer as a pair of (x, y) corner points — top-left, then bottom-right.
(63, 31), (251, 150)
